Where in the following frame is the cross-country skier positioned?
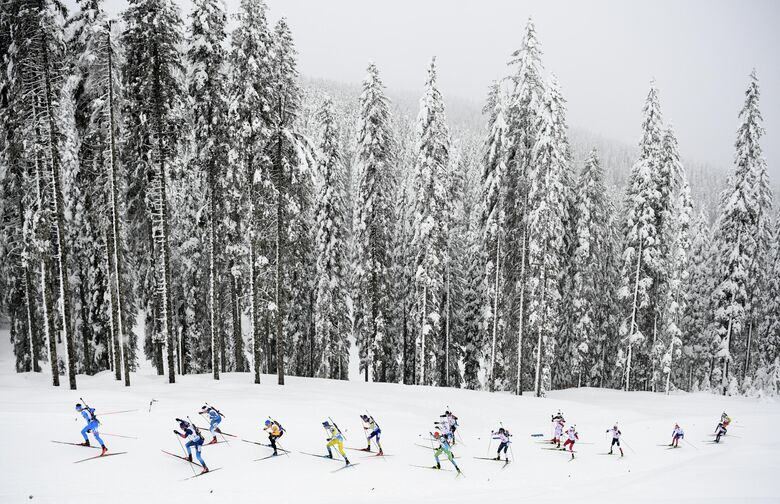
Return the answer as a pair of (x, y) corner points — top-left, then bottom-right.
(264, 419), (284, 456)
(714, 412), (731, 442)
(606, 424), (623, 456)
(323, 420), (350, 466)
(174, 418), (209, 474)
(563, 425), (578, 459)
(76, 403), (107, 455)
(360, 414), (383, 455)
(491, 427), (511, 461)
(670, 423), (684, 448)
(432, 431), (461, 473)
(552, 418), (565, 448)
(199, 404), (223, 444)
(437, 410), (459, 444)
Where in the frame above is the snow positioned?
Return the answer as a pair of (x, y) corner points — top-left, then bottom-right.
(0, 327), (778, 503)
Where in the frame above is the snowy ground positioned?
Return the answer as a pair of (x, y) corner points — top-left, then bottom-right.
(0, 329), (778, 504)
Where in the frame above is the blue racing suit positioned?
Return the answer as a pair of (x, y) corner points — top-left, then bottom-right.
(79, 408), (105, 447)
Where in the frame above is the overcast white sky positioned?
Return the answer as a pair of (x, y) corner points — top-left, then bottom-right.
(89, 0), (780, 180)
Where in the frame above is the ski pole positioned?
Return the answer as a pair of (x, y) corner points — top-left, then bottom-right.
(149, 399), (157, 413)
(97, 409), (138, 416)
(621, 437), (637, 454)
(175, 431), (197, 476)
(101, 432), (138, 440)
(682, 437), (699, 451)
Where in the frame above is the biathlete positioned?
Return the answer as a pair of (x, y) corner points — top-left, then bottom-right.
(360, 414), (383, 455)
(563, 425), (578, 459)
(174, 418), (209, 473)
(552, 418), (565, 448)
(491, 427), (511, 461)
(323, 420), (351, 466)
(199, 404), (223, 444)
(264, 419), (284, 455)
(436, 410), (459, 445)
(606, 424), (624, 456)
(670, 423), (684, 448)
(714, 412), (731, 443)
(76, 403), (107, 455)
(432, 431), (461, 473)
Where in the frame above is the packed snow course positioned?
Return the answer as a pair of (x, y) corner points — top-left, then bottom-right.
(0, 329), (778, 504)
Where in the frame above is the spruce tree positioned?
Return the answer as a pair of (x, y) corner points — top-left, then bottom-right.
(354, 62), (394, 382)
(122, 0), (184, 383)
(313, 97), (349, 379)
(527, 75), (570, 397)
(712, 70), (773, 392)
(227, 0), (273, 383)
(411, 58), (449, 385)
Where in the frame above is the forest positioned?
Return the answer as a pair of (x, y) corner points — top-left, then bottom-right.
(1, 0), (778, 397)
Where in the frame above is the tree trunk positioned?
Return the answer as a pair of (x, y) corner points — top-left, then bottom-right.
(625, 237), (643, 392)
(420, 285), (427, 385)
(275, 184), (285, 386)
(23, 264), (40, 372)
(516, 223), (527, 395)
(489, 235), (500, 391)
(40, 37), (76, 390)
(209, 161), (219, 380)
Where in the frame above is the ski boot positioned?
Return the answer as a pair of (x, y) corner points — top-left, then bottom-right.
(100, 445), (108, 456)
(187, 454), (193, 463)
(273, 451), (279, 456)
(80, 440), (90, 447)
(200, 466), (209, 475)
(344, 458), (351, 466)
(608, 450), (613, 455)
(377, 449), (384, 456)
(432, 463), (441, 470)
(494, 455), (501, 461)
(209, 437), (218, 445)
(364, 445), (371, 452)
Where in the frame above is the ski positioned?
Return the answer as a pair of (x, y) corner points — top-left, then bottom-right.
(666, 446), (682, 450)
(414, 443), (436, 450)
(241, 440), (290, 452)
(541, 447), (576, 453)
(473, 457), (506, 462)
(203, 439), (229, 446)
(409, 464), (454, 472)
(254, 453), (283, 462)
(183, 468), (222, 480)
(299, 452), (342, 462)
(197, 426), (237, 438)
(360, 453), (392, 459)
(501, 461), (511, 469)
(331, 463), (360, 473)
(162, 450), (203, 467)
(52, 440), (101, 450)
(74, 452), (127, 464)
(346, 447), (372, 452)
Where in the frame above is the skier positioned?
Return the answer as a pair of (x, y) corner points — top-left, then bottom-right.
(360, 414), (383, 455)
(670, 423), (684, 448)
(323, 420), (350, 466)
(714, 422), (727, 443)
(552, 417), (565, 448)
(437, 410), (459, 444)
(432, 431), (460, 473)
(199, 404), (223, 444)
(75, 403), (107, 455)
(714, 411), (731, 441)
(263, 419), (284, 455)
(563, 424), (579, 459)
(491, 427), (511, 461)
(174, 418), (209, 474)
(606, 424), (624, 456)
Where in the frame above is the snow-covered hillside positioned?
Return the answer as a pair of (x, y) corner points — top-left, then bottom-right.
(0, 329), (778, 504)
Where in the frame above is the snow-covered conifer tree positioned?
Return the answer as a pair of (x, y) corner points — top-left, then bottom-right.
(411, 57), (449, 385)
(313, 97), (349, 379)
(354, 62), (395, 382)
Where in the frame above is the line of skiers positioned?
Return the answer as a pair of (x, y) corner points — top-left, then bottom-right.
(72, 402), (736, 475)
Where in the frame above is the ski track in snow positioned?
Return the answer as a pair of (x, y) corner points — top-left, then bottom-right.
(0, 328), (778, 503)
